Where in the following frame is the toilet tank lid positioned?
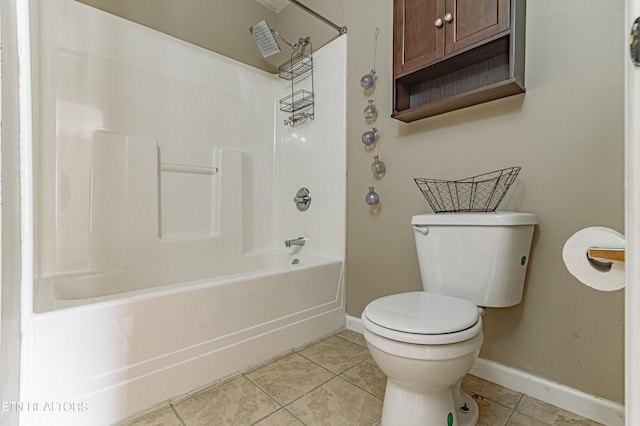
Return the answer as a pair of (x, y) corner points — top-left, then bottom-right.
(411, 212), (538, 226)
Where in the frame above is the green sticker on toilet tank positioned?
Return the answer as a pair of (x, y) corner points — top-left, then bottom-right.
(447, 412), (453, 426)
(521, 256), (527, 265)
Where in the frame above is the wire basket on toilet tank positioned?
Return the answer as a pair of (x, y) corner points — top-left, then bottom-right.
(414, 166), (521, 213)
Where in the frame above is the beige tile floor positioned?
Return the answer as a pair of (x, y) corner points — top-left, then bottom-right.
(122, 330), (604, 426)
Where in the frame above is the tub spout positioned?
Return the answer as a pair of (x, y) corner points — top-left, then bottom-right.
(285, 237), (306, 247)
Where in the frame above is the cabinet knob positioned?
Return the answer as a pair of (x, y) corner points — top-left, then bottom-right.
(435, 18), (443, 27)
(444, 13), (453, 22)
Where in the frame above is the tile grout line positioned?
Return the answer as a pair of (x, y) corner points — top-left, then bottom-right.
(501, 394), (523, 426)
(247, 409), (280, 426)
(338, 356), (385, 401)
(276, 374), (382, 425)
(281, 350), (342, 401)
(510, 393), (555, 426)
(294, 334), (384, 408)
(243, 373), (286, 409)
(168, 403), (187, 426)
(278, 373), (384, 425)
(294, 347), (342, 376)
(242, 350), (341, 423)
(335, 332), (369, 349)
(283, 406), (309, 426)
(292, 351), (376, 396)
(282, 375), (342, 408)
(242, 349), (297, 377)
(294, 335), (371, 376)
(242, 374), (289, 425)
(246, 337), (377, 424)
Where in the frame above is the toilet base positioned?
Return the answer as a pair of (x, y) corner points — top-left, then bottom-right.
(380, 381), (479, 426)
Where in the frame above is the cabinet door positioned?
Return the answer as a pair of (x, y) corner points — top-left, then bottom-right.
(394, 0), (446, 76)
(444, 0), (510, 54)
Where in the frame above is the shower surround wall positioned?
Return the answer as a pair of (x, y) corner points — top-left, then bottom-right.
(22, 1), (346, 425)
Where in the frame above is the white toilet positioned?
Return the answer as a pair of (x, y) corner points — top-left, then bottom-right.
(362, 212), (537, 426)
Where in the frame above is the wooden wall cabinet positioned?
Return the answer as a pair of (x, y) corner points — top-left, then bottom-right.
(392, 0), (525, 122)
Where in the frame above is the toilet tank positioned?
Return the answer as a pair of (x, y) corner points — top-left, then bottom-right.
(411, 212), (537, 308)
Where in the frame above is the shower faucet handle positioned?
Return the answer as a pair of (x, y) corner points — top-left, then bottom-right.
(294, 193), (310, 203)
(293, 188), (311, 212)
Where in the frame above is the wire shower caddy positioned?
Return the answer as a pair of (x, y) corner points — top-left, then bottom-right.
(414, 166), (521, 213)
(278, 38), (314, 126)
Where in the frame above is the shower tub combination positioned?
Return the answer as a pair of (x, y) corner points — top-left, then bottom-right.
(23, 1), (347, 425)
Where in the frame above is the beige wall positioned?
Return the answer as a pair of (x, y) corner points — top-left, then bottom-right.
(279, 0), (625, 404)
(76, 0), (626, 404)
(76, 0), (279, 72)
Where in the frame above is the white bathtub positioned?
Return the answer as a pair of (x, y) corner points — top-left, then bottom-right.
(32, 253), (345, 425)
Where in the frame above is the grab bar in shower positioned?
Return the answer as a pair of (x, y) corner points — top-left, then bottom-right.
(160, 163), (218, 175)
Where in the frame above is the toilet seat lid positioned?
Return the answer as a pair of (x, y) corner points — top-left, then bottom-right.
(363, 292), (479, 335)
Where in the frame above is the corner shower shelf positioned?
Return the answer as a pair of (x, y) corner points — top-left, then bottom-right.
(279, 40), (314, 126)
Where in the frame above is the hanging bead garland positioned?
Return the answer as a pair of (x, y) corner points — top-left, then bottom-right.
(365, 187), (380, 206)
(363, 100), (378, 124)
(360, 70), (376, 89)
(371, 155), (386, 179)
(360, 27), (384, 207)
(361, 128), (377, 145)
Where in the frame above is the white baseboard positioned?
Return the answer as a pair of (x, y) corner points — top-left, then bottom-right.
(345, 314), (625, 426)
(469, 358), (624, 425)
(345, 313), (364, 334)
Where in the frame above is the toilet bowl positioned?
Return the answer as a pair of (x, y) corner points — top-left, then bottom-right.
(361, 212), (537, 426)
(362, 291), (483, 426)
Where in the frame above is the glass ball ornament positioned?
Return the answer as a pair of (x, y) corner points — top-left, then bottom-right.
(363, 100), (378, 124)
(365, 186), (380, 206)
(360, 69), (376, 89)
(361, 128), (378, 146)
(371, 155), (386, 178)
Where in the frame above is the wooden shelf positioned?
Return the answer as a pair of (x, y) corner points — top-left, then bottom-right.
(392, 78), (524, 123)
